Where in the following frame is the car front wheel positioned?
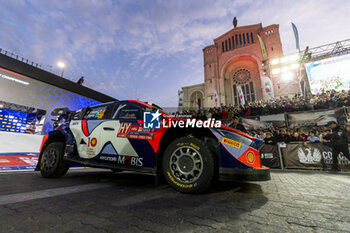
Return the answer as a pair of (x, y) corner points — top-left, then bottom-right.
(40, 142), (69, 178)
(162, 137), (215, 193)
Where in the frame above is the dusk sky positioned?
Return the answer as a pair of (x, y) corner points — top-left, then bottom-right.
(0, 0), (349, 107)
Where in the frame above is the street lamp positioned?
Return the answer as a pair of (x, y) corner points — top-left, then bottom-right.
(57, 61), (65, 77)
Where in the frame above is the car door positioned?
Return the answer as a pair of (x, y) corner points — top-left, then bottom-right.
(69, 104), (110, 159)
(98, 102), (156, 169)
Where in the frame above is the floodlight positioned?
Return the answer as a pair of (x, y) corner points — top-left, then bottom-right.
(271, 58), (279, 65)
(57, 61), (65, 69)
(290, 63), (299, 70)
(282, 72), (294, 81)
(281, 66), (289, 73)
(280, 57), (288, 63)
(272, 68), (280, 75)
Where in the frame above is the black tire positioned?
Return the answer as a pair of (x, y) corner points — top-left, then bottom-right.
(40, 142), (69, 178)
(111, 169), (123, 173)
(162, 137), (215, 193)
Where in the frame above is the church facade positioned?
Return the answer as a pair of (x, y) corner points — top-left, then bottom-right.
(181, 22), (301, 109)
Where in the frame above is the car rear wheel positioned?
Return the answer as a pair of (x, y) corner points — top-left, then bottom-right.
(40, 142), (69, 178)
(162, 137), (215, 193)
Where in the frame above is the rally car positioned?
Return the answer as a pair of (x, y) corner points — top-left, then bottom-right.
(36, 100), (270, 193)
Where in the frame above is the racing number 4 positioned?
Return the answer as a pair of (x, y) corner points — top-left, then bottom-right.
(88, 137), (97, 147)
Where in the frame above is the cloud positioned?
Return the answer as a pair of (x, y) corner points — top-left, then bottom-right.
(238, 0), (350, 53)
(0, 0), (348, 108)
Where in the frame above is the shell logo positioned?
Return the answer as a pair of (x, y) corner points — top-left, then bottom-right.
(246, 151), (255, 164)
(90, 137), (97, 147)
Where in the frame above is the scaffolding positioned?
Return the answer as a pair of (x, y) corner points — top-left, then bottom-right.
(303, 38), (350, 62)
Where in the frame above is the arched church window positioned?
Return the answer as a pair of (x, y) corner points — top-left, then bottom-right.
(233, 69), (251, 85)
(251, 33), (254, 43)
(232, 69), (255, 104)
(247, 33), (250, 44)
(222, 42), (225, 52)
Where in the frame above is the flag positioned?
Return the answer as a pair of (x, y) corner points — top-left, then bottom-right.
(237, 85), (245, 105)
(262, 76), (274, 99)
(213, 90), (218, 107)
(291, 22), (300, 51)
(195, 92), (200, 109)
(257, 34), (267, 58)
(178, 89), (183, 107)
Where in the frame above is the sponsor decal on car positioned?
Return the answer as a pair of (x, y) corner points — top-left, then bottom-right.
(100, 155), (143, 167)
(86, 137), (98, 156)
(246, 151), (255, 163)
(167, 171), (193, 188)
(222, 138), (241, 149)
(117, 123), (155, 140)
(190, 143), (200, 151)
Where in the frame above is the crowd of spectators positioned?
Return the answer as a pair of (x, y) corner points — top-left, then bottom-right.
(246, 126), (331, 146)
(176, 89), (350, 120)
(172, 90), (350, 145)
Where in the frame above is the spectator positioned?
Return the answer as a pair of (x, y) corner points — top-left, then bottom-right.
(256, 130), (266, 140)
(228, 116), (246, 132)
(264, 132), (276, 145)
(275, 129), (291, 143)
(290, 132), (304, 142)
(307, 131), (320, 142)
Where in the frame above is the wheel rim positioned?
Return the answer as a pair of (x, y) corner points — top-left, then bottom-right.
(42, 148), (58, 171)
(169, 146), (203, 183)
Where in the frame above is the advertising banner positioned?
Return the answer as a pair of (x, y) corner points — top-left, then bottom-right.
(287, 108), (346, 127)
(281, 142), (350, 170)
(260, 144), (281, 168)
(242, 113), (286, 130)
(0, 153), (39, 171)
(242, 117), (269, 130)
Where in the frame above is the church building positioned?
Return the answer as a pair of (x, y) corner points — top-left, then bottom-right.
(181, 20), (301, 109)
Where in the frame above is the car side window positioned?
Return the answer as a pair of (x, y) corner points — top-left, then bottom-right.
(83, 105), (108, 120)
(112, 103), (142, 120)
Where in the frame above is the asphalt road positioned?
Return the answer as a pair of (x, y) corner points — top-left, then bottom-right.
(0, 169), (350, 233)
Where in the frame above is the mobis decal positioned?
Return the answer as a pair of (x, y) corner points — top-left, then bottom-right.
(100, 155), (143, 167)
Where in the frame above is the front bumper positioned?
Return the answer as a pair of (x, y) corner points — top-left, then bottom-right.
(219, 166), (271, 181)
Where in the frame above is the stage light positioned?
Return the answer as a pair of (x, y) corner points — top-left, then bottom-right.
(272, 68), (280, 74)
(290, 63), (299, 70)
(281, 66), (289, 73)
(271, 58), (279, 65)
(288, 53), (299, 62)
(57, 61), (65, 77)
(280, 57), (288, 63)
(282, 72), (294, 81)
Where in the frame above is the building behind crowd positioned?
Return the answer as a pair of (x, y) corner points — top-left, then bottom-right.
(181, 21), (302, 109)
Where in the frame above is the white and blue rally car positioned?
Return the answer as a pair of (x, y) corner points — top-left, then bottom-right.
(36, 100), (270, 193)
